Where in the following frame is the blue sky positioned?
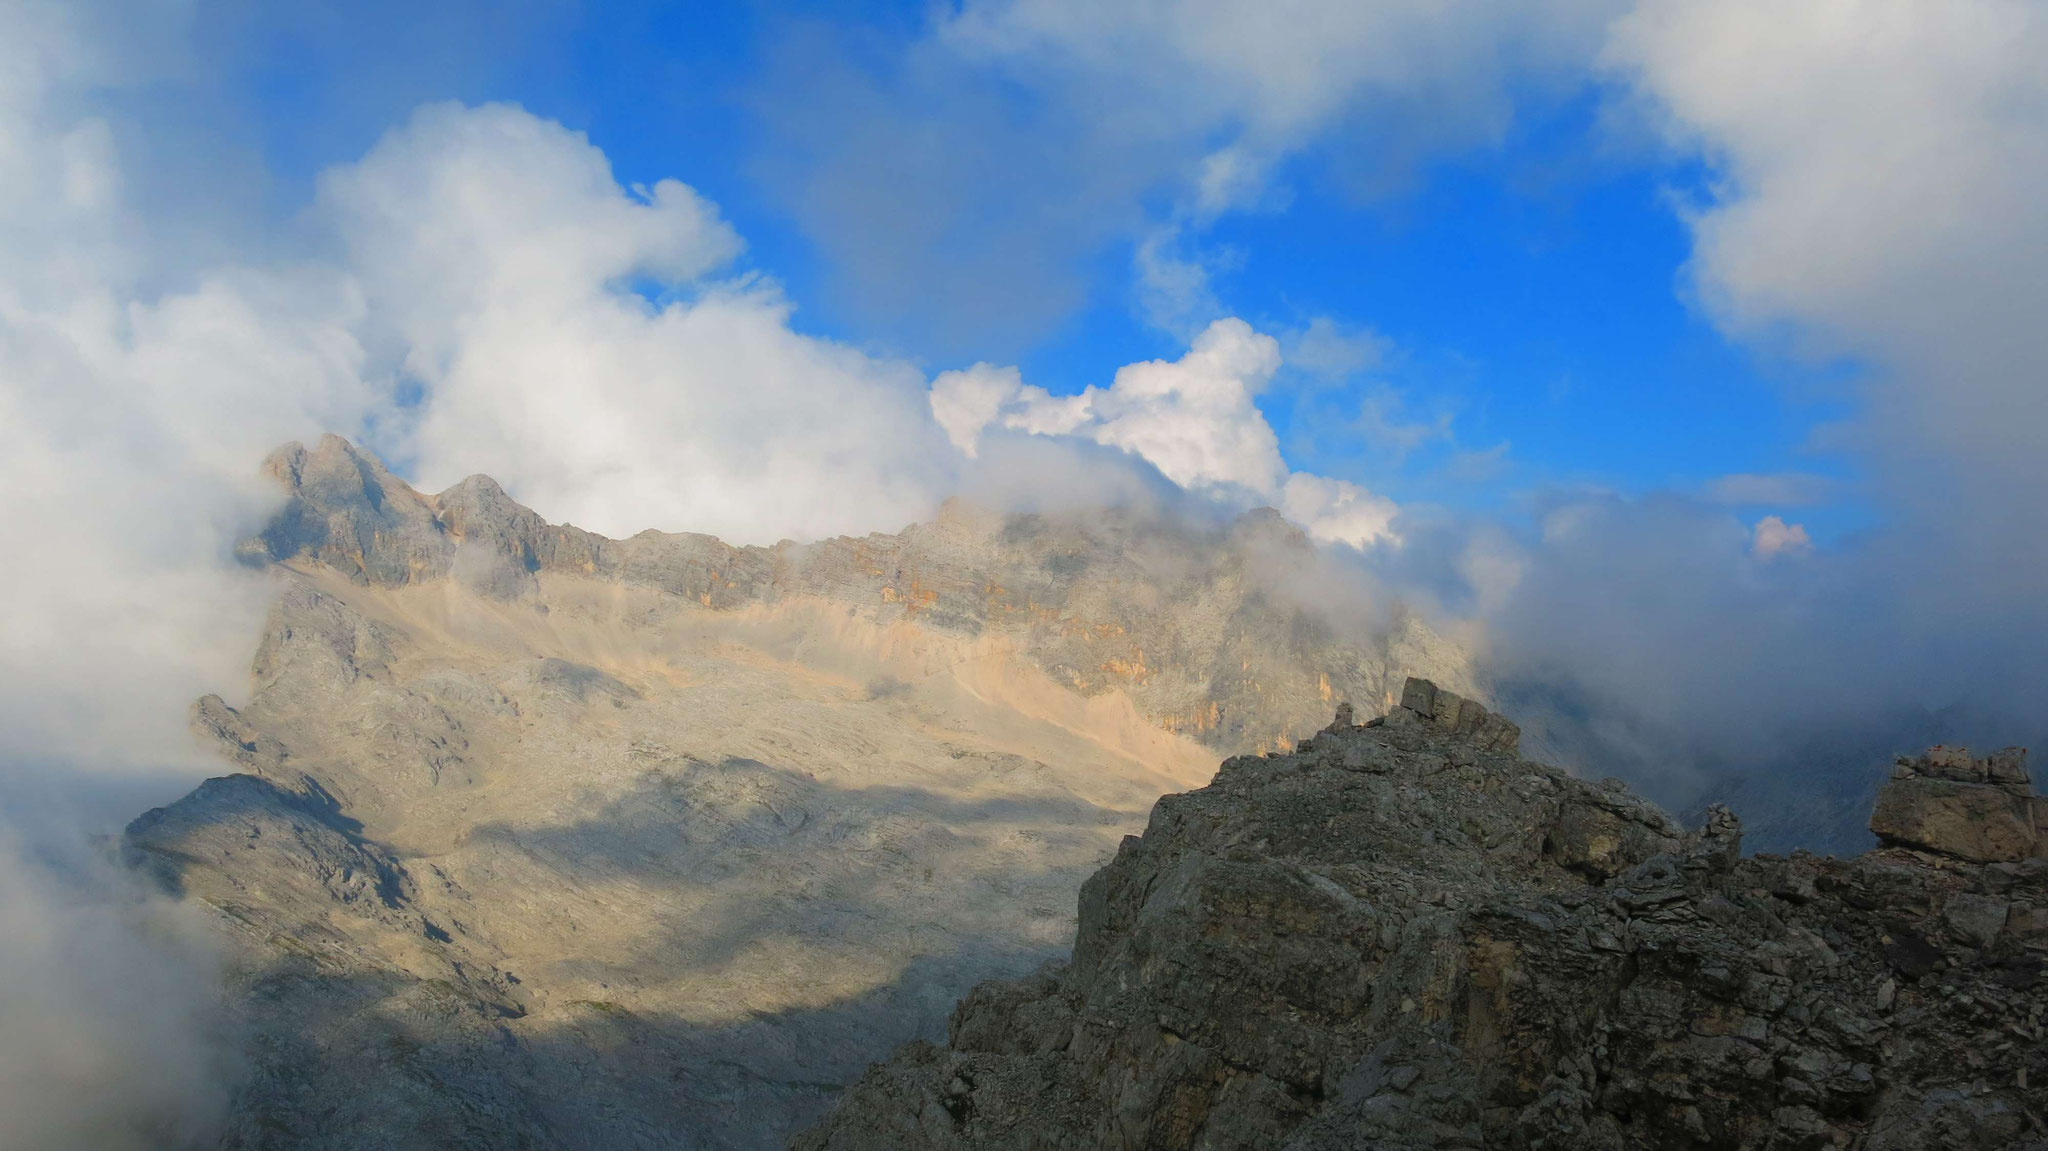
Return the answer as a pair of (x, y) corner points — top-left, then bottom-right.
(172, 0), (1862, 531)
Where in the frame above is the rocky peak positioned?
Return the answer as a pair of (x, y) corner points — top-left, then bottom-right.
(1871, 744), (2045, 864)
(1227, 506), (1313, 554)
(250, 437), (625, 600)
(800, 682), (2048, 1151)
(1380, 675), (1523, 755)
(254, 435), (451, 587)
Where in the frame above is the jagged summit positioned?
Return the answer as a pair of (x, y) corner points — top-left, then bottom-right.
(800, 681), (2048, 1151)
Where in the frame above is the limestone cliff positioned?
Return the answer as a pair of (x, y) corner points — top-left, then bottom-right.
(799, 683), (2048, 1150)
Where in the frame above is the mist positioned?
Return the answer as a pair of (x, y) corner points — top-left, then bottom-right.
(0, 807), (234, 1150)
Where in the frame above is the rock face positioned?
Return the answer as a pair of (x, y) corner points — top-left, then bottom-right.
(125, 437), (1479, 1150)
(1871, 746), (2045, 864)
(798, 683), (2048, 1150)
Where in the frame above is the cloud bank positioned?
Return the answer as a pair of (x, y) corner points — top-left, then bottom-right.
(1474, 0), (2048, 814)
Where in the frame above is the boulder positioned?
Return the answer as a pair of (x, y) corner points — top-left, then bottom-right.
(1871, 749), (2040, 863)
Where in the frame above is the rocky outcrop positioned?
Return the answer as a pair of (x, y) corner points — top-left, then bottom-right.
(798, 682), (2048, 1150)
(1871, 746), (2044, 864)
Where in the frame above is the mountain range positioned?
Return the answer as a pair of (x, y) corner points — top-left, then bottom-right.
(123, 435), (1471, 1149)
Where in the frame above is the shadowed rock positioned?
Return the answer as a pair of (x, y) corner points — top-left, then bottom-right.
(798, 684), (2048, 1151)
(1872, 746), (2043, 863)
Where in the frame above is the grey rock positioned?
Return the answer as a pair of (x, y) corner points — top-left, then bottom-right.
(1944, 893), (2010, 949)
(799, 689), (2048, 1151)
(1988, 747), (2033, 788)
(1872, 751), (2041, 862)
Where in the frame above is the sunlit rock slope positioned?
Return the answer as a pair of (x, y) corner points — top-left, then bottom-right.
(124, 435), (1471, 1149)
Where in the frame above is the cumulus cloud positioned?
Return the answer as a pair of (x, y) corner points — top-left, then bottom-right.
(934, 319), (1284, 493)
(930, 363), (1025, 460)
(927, 318), (1401, 546)
(1749, 515), (1812, 559)
(1059, 318), (1288, 494)
(1279, 474), (1400, 549)
(0, 3), (382, 775)
(324, 102), (957, 545)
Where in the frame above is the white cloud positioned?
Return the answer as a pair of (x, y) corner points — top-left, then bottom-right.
(1280, 473), (1399, 548)
(931, 317), (1401, 545)
(0, 4), (381, 773)
(964, 318), (1288, 496)
(321, 103), (957, 546)
(0, 835), (230, 1150)
(1703, 471), (1839, 507)
(1750, 514), (1813, 559)
(1605, 0), (2048, 497)
(930, 362), (1024, 458)
(944, 0), (1623, 148)
(1067, 318), (1287, 494)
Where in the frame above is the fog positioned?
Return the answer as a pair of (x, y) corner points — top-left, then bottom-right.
(0, 802), (234, 1149)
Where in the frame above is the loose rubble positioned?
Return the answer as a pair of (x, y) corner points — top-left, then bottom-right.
(798, 681), (2048, 1150)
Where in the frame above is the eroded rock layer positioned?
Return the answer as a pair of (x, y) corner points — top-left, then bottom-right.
(799, 683), (2048, 1151)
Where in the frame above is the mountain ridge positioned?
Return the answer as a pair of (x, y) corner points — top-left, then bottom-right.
(123, 434), (1476, 1149)
(246, 434), (1476, 755)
